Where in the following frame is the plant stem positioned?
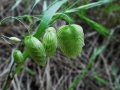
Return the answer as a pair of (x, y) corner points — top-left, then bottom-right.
(3, 62), (15, 90)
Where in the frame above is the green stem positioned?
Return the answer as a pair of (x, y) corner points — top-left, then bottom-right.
(3, 62), (15, 90)
(3, 50), (29, 90)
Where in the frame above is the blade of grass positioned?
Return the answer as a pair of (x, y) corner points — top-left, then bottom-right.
(10, 0), (22, 11)
(30, 0), (40, 14)
(68, 46), (105, 90)
(107, 4), (120, 14)
(65, 0), (113, 13)
(23, 66), (35, 75)
(48, 0), (114, 27)
(25, 0), (29, 9)
(43, 0), (47, 12)
(34, 0), (68, 39)
(77, 14), (111, 37)
(111, 66), (120, 90)
(66, 0), (80, 10)
(93, 75), (108, 85)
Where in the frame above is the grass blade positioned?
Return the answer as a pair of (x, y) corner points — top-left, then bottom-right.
(65, 0), (113, 13)
(111, 66), (120, 90)
(23, 66), (35, 75)
(10, 0), (22, 11)
(93, 75), (108, 85)
(30, 0), (40, 14)
(77, 14), (111, 37)
(43, 0), (47, 12)
(34, 0), (68, 39)
(68, 46), (105, 90)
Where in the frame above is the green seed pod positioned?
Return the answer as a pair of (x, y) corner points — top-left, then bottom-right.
(24, 36), (46, 66)
(43, 27), (57, 57)
(13, 50), (23, 64)
(57, 24), (84, 58)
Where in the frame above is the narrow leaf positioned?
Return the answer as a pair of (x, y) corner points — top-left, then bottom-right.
(30, 0), (40, 14)
(34, 0), (68, 39)
(65, 0), (113, 13)
(23, 66), (35, 75)
(78, 14), (111, 37)
(68, 46), (105, 90)
(43, 0), (47, 12)
(10, 0), (22, 11)
(93, 75), (108, 84)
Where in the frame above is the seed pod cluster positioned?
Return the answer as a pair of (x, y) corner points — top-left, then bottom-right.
(13, 50), (23, 64)
(23, 24), (84, 66)
(43, 27), (57, 57)
(57, 24), (84, 58)
(24, 36), (46, 66)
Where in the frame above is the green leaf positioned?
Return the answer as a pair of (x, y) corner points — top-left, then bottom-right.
(34, 0), (68, 39)
(23, 66), (35, 75)
(95, 46), (105, 55)
(111, 66), (117, 76)
(65, 0), (113, 13)
(107, 4), (120, 14)
(66, 0), (80, 10)
(77, 14), (111, 37)
(93, 75), (108, 84)
(43, 0), (47, 11)
(30, 0), (40, 14)
(10, 0), (22, 11)
(111, 66), (120, 90)
(25, 0), (29, 9)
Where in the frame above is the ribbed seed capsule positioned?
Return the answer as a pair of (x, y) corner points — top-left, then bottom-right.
(43, 27), (57, 57)
(13, 50), (23, 64)
(57, 24), (84, 58)
(24, 36), (46, 66)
